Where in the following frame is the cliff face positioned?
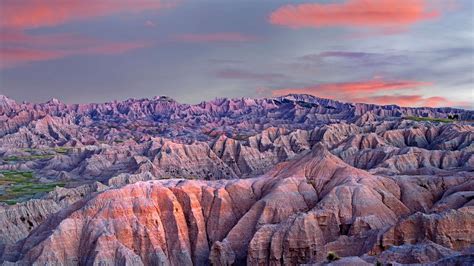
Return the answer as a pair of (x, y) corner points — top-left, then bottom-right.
(2, 146), (473, 265)
(0, 182), (107, 257)
(0, 94), (473, 265)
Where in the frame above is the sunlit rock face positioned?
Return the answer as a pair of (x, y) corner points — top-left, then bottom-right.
(0, 94), (473, 265)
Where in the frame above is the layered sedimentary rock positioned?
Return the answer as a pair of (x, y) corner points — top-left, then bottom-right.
(0, 94), (473, 265)
(1, 94), (472, 180)
(2, 145), (473, 265)
(0, 182), (107, 258)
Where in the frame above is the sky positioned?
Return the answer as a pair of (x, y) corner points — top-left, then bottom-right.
(0, 0), (473, 109)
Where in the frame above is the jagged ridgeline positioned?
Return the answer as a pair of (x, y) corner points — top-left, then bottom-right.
(0, 94), (473, 265)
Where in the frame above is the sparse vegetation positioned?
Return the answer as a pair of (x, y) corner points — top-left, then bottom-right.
(54, 147), (72, 154)
(3, 147), (74, 162)
(0, 170), (64, 205)
(3, 154), (55, 162)
(403, 116), (455, 123)
(326, 252), (340, 262)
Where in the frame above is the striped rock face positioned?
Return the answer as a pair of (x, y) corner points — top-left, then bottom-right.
(0, 95), (473, 265)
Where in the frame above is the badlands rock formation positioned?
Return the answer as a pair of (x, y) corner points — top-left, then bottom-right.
(0, 94), (473, 265)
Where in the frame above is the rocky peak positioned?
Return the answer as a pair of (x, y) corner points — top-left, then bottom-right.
(0, 95), (17, 110)
(153, 95), (176, 103)
(46, 98), (62, 105)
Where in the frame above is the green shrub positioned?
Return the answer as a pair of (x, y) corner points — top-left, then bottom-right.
(0, 170), (64, 204)
(54, 147), (71, 154)
(403, 116), (454, 123)
(3, 154), (54, 161)
(326, 251), (340, 262)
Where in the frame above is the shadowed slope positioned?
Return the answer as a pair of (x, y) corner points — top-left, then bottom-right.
(4, 144), (471, 265)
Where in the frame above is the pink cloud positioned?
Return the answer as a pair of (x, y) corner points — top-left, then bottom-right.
(422, 96), (470, 108)
(173, 33), (257, 43)
(0, 37), (152, 68)
(269, 0), (439, 30)
(352, 95), (425, 106)
(271, 79), (431, 99)
(0, 48), (65, 65)
(0, 0), (176, 30)
(1, 30), (109, 48)
(79, 41), (152, 55)
(267, 78), (472, 107)
(351, 95), (470, 108)
(0, 0), (169, 68)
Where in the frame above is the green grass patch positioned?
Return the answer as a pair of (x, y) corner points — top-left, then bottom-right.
(5, 147), (73, 161)
(0, 170), (64, 205)
(1, 170), (34, 181)
(403, 116), (455, 123)
(54, 147), (72, 154)
(3, 154), (55, 162)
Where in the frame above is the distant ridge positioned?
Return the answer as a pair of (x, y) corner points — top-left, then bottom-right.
(1, 93), (472, 113)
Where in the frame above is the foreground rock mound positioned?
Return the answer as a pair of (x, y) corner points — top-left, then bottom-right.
(3, 146), (472, 265)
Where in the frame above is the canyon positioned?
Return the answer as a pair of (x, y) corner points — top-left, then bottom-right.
(0, 94), (473, 265)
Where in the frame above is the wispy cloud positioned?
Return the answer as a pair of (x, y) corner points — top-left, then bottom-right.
(269, 0), (440, 31)
(301, 51), (384, 61)
(299, 51), (408, 67)
(267, 78), (470, 107)
(0, 32), (152, 68)
(351, 95), (470, 108)
(271, 78), (430, 95)
(0, 0), (176, 29)
(0, 0), (174, 68)
(173, 33), (257, 43)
